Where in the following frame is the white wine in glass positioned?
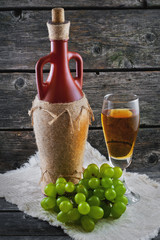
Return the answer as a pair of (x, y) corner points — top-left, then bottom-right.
(101, 93), (140, 204)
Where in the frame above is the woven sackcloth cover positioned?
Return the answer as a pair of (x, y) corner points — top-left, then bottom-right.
(29, 94), (93, 192)
(0, 142), (160, 240)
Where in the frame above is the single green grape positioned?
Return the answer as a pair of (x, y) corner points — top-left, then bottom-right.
(88, 206), (104, 220)
(59, 200), (73, 213)
(112, 179), (123, 187)
(111, 208), (122, 219)
(56, 196), (70, 206)
(41, 197), (56, 210)
(102, 167), (114, 178)
(79, 179), (89, 189)
(101, 177), (113, 188)
(56, 183), (66, 195)
(87, 196), (100, 206)
(83, 169), (92, 179)
(65, 182), (75, 193)
(112, 201), (126, 215)
(67, 208), (81, 222)
(56, 177), (67, 184)
(81, 215), (95, 232)
(100, 201), (111, 218)
(114, 184), (126, 197)
(93, 187), (105, 200)
(113, 167), (123, 179)
(76, 184), (88, 197)
(41, 198), (48, 209)
(44, 183), (57, 197)
(100, 163), (110, 176)
(105, 188), (116, 201)
(115, 195), (128, 205)
(88, 177), (100, 189)
(75, 193), (86, 204)
(78, 202), (90, 215)
(57, 211), (68, 223)
(87, 164), (100, 177)
(44, 197), (56, 209)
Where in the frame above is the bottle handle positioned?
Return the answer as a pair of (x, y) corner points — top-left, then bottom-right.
(35, 53), (53, 100)
(68, 52), (83, 89)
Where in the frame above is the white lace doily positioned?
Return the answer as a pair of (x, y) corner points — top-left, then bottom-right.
(0, 142), (160, 240)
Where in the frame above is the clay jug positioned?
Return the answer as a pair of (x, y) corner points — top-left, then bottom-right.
(35, 8), (83, 103)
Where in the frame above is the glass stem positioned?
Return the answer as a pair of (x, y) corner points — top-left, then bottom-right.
(122, 168), (126, 183)
(122, 169), (130, 194)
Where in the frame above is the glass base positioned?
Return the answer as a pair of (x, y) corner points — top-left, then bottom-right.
(124, 182), (140, 205)
(125, 190), (140, 205)
(109, 157), (140, 205)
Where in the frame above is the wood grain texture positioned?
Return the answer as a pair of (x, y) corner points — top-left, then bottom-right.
(0, 131), (35, 171)
(0, 71), (159, 129)
(147, 0), (160, 6)
(0, 212), (68, 236)
(0, 10), (160, 70)
(0, 210), (159, 239)
(0, 0), (144, 8)
(0, 200), (159, 240)
(0, 129), (159, 175)
(0, 210), (159, 240)
(0, 198), (159, 240)
(0, 198), (18, 211)
(0, 237), (71, 240)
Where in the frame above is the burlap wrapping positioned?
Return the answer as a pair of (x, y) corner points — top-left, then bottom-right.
(29, 94), (94, 193)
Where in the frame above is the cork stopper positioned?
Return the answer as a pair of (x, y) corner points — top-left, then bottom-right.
(52, 8), (65, 23)
(47, 8), (70, 40)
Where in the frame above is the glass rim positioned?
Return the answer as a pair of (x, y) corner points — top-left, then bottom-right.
(103, 93), (139, 103)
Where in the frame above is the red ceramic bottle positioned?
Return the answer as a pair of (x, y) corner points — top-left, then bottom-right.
(35, 8), (83, 103)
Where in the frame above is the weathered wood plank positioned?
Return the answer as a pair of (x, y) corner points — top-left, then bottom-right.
(147, 0), (160, 7)
(0, 201), (159, 239)
(0, 72), (159, 129)
(0, 211), (159, 239)
(0, 198), (18, 211)
(0, 10), (160, 70)
(0, 129), (159, 174)
(0, 212), (68, 236)
(0, 131), (35, 170)
(0, 237), (71, 240)
(1, 234), (159, 240)
(0, 209), (159, 240)
(0, 0), (144, 8)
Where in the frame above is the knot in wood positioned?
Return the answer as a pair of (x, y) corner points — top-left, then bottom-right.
(12, 9), (22, 20)
(147, 153), (158, 165)
(92, 44), (102, 56)
(145, 33), (156, 43)
(15, 78), (25, 90)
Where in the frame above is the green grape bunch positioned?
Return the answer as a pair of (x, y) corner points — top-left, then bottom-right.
(41, 163), (127, 232)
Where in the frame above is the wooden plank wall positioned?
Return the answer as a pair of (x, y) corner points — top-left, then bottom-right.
(0, 0), (159, 179)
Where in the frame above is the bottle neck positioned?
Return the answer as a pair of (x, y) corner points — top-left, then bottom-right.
(51, 40), (69, 68)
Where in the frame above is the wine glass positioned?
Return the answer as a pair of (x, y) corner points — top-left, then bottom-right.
(101, 93), (140, 204)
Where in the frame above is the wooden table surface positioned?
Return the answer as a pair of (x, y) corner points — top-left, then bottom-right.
(0, 1), (160, 239)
